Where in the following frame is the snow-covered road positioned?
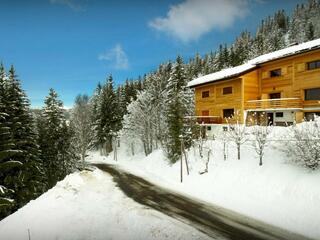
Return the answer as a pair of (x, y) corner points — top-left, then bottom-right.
(93, 162), (313, 240)
(0, 169), (211, 240)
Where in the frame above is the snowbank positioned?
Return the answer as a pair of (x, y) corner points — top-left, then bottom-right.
(88, 127), (320, 240)
(0, 169), (210, 240)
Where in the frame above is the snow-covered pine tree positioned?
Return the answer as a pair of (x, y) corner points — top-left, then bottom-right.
(3, 66), (44, 210)
(0, 111), (23, 219)
(90, 82), (102, 150)
(93, 75), (119, 155)
(165, 56), (192, 163)
(37, 88), (76, 188)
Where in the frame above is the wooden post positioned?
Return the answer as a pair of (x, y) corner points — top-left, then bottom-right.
(180, 140), (183, 183)
(181, 139), (189, 175)
(113, 137), (117, 161)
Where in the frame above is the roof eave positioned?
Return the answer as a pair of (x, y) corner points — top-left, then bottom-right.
(188, 66), (258, 88)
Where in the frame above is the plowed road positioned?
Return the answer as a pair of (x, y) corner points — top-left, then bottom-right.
(93, 163), (313, 240)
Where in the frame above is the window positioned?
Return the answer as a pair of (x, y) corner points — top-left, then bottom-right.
(275, 112), (283, 118)
(305, 112), (320, 121)
(202, 91), (209, 98)
(223, 109), (234, 118)
(307, 60), (320, 70)
(305, 88), (320, 100)
(223, 87), (232, 95)
(207, 126), (211, 131)
(270, 69), (281, 77)
(269, 92), (281, 99)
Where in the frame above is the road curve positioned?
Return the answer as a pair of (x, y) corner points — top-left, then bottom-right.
(92, 163), (313, 240)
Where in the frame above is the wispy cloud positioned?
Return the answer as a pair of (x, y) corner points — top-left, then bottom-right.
(98, 44), (129, 70)
(149, 0), (250, 43)
(49, 0), (85, 12)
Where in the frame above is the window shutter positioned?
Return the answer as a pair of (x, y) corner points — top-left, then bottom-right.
(282, 67), (287, 75)
(262, 71), (268, 79)
(297, 63), (305, 72)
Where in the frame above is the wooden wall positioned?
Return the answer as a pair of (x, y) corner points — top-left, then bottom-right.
(194, 78), (243, 123)
(193, 48), (320, 125)
(259, 49), (320, 105)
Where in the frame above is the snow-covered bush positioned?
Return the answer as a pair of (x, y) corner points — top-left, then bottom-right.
(285, 117), (320, 170)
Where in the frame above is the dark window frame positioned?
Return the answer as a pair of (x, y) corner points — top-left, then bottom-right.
(223, 87), (233, 95)
(223, 109), (234, 119)
(275, 112), (284, 118)
(307, 60), (320, 70)
(202, 91), (210, 98)
(269, 92), (281, 99)
(305, 88), (320, 101)
(270, 68), (281, 77)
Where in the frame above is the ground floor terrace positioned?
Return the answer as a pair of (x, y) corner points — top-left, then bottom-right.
(192, 98), (320, 137)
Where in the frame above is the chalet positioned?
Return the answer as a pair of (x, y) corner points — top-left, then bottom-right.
(188, 39), (320, 134)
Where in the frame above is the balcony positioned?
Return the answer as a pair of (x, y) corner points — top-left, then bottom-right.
(245, 98), (303, 111)
(185, 116), (223, 124)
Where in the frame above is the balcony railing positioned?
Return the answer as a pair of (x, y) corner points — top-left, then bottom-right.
(185, 116), (223, 124)
(245, 98), (303, 110)
(196, 116), (222, 124)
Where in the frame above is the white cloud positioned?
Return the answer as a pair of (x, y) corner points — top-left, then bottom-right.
(50, 0), (85, 11)
(149, 0), (250, 42)
(98, 44), (129, 70)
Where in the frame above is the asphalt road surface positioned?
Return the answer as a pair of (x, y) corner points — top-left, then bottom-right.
(93, 163), (313, 240)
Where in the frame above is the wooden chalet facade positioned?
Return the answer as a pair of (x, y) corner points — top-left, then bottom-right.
(188, 39), (320, 131)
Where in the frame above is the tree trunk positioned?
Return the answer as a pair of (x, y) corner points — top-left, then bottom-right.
(259, 155), (263, 166)
(237, 144), (240, 160)
(180, 148), (183, 183)
(105, 137), (113, 155)
(131, 142), (135, 156)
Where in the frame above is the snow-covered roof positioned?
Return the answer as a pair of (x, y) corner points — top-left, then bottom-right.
(187, 63), (256, 88)
(188, 38), (320, 87)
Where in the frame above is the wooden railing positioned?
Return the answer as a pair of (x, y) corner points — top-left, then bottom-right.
(185, 116), (223, 124)
(245, 98), (303, 110)
(196, 116), (222, 124)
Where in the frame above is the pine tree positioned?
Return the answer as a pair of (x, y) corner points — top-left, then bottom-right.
(0, 111), (22, 218)
(165, 56), (191, 163)
(38, 88), (76, 188)
(93, 75), (119, 155)
(2, 66), (44, 210)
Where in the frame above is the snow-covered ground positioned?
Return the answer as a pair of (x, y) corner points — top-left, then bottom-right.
(0, 169), (210, 240)
(87, 127), (320, 240)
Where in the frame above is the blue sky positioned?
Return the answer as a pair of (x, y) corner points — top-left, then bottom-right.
(0, 0), (305, 107)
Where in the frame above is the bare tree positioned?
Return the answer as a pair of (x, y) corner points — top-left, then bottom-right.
(251, 125), (271, 166)
(217, 128), (229, 161)
(285, 117), (320, 170)
(227, 119), (247, 160)
(70, 94), (93, 162)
